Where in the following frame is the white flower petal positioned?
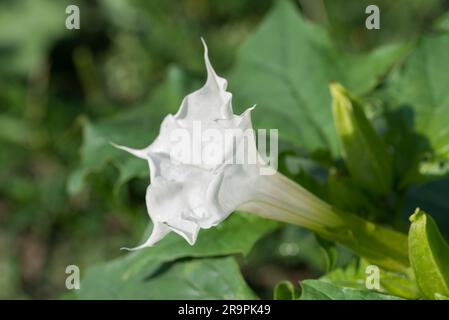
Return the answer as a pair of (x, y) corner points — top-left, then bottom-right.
(120, 222), (170, 251)
(115, 39), (266, 248)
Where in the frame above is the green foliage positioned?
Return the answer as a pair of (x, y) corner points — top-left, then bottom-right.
(77, 214), (277, 299)
(80, 256), (257, 300)
(68, 67), (190, 194)
(0, 0), (68, 75)
(327, 170), (375, 215)
(434, 11), (449, 32)
(229, 0), (407, 156)
(273, 281), (299, 300)
(409, 209), (449, 299)
(298, 280), (402, 300)
(385, 34), (449, 182)
(315, 235), (338, 272)
(323, 259), (420, 299)
(78, 257), (256, 300)
(3, 0), (449, 300)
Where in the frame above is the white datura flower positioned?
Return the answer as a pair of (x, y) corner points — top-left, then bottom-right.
(113, 39), (278, 248)
(112, 40), (411, 273)
(112, 40), (381, 259)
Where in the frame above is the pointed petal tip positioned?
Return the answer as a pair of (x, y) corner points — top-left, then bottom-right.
(110, 141), (121, 149)
(186, 231), (198, 245)
(110, 141), (128, 151)
(177, 231), (198, 246)
(200, 37), (207, 49)
(111, 142), (147, 159)
(239, 104), (256, 117)
(120, 241), (155, 251)
(201, 37), (209, 62)
(185, 234), (197, 246)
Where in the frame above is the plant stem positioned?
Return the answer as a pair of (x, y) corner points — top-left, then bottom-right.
(239, 172), (410, 272)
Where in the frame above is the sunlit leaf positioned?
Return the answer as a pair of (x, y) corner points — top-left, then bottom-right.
(385, 34), (449, 181)
(230, 0), (407, 156)
(79, 256), (257, 299)
(408, 208), (449, 299)
(77, 213), (277, 299)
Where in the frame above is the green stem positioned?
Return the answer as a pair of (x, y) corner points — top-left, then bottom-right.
(239, 172), (409, 272)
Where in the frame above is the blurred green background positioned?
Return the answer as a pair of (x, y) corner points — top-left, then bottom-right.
(1, 0), (449, 299)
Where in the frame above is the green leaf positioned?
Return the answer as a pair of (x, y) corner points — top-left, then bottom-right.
(408, 208), (449, 299)
(380, 269), (421, 300)
(321, 260), (366, 290)
(123, 213), (278, 265)
(386, 34), (449, 180)
(315, 235), (338, 272)
(79, 256), (257, 299)
(299, 279), (402, 300)
(435, 293), (449, 300)
(323, 259), (420, 299)
(68, 67), (188, 194)
(229, 0), (407, 156)
(273, 280), (299, 300)
(76, 213), (277, 299)
(330, 83), (393, 196)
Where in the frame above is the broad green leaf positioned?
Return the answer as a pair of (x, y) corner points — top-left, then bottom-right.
(299, 279), (402, 300)
(330, 83), (393, 196)
(79, 256), (257, 299)
(273, 280), (299, 300)
(386, 34), (449, 180)
(408, 208), (449, 299)
(76, 213), (277, 299)
(229, 0), (407, 156)
(68, 67), (188, 194)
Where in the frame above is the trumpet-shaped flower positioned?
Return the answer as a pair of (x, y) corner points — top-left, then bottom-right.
(113, 40), (273, 248)
(113, 40), (409, 274)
